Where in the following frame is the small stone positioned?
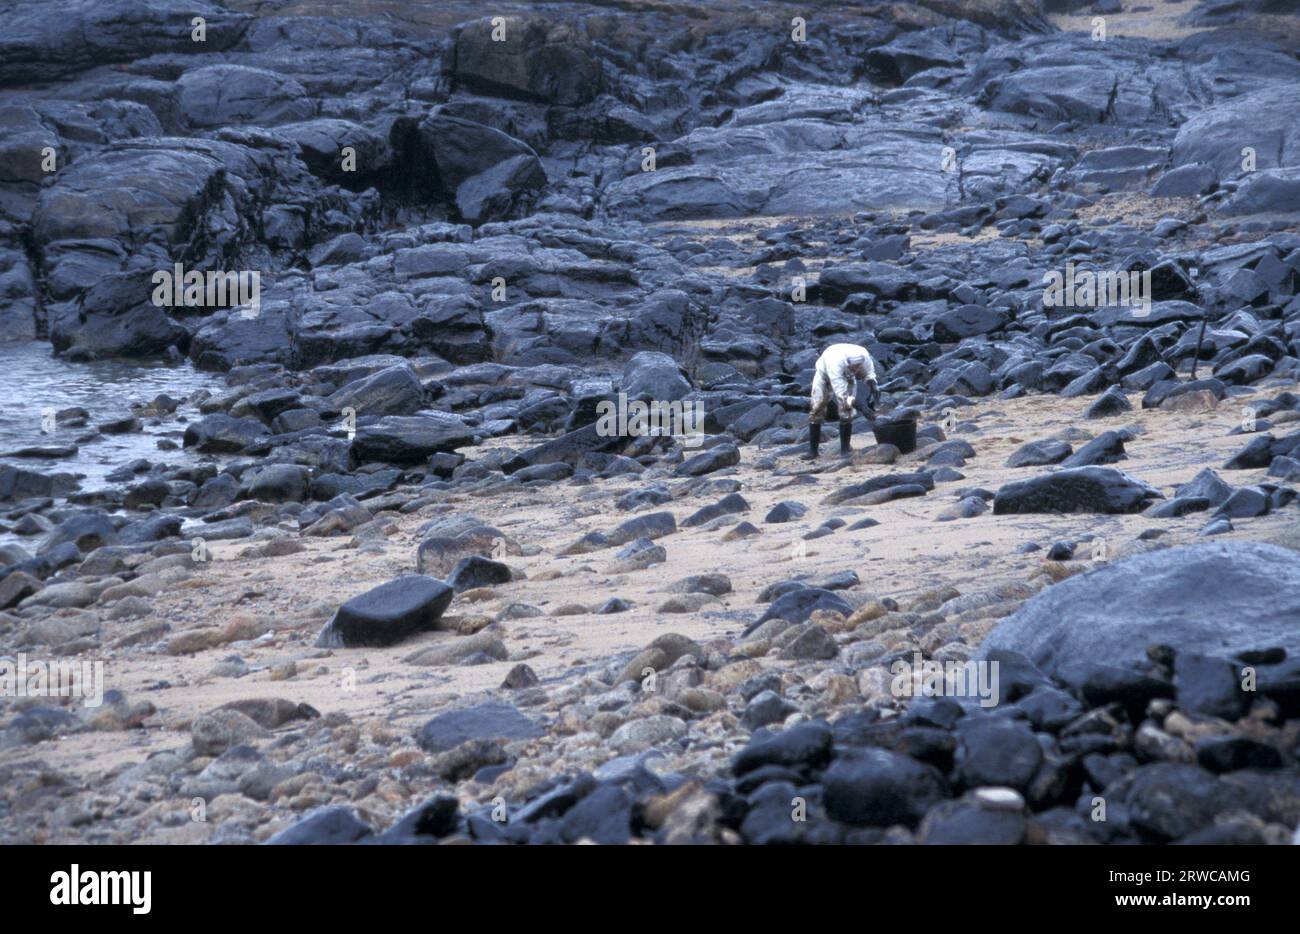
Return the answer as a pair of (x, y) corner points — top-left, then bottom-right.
(501, 663), (540, 689)
(722, 521), (761, 541)
(973, 787), (1025, 811)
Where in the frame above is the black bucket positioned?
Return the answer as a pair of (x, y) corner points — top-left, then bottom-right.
(872, 416), (917, 454)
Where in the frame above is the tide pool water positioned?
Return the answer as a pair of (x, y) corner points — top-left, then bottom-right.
(0, 341), (224, 495)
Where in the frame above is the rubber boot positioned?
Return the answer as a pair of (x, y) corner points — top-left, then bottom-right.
(800, 423), (821, 460)
(839, 420), (852, 456)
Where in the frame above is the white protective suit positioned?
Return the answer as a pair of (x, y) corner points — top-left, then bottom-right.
(810, 343), (877, 425)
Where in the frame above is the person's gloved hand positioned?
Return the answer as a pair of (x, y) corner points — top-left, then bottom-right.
(865, 379), (880, 409)
(851, 386), (873, 421)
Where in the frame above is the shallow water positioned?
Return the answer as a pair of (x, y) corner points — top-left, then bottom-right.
(0, 342), (225, 496)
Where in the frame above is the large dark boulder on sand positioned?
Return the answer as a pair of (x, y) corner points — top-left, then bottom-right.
(980, 542), (1300, 675)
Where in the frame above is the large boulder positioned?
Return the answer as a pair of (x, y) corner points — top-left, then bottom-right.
(1219, 167), (1300, 216)
(984, 64), (1126, 124)
(446, 16), (602, 106)
(980, 542), (1300, 674)
(401, 113), (546, 224)
(33, 137), (303, 358)
(326, 364), (424, 417)
(0, 0), (249, 86)
(276, 118), (392, 184)
(621, 351), (690, 402)
(176, 65), (314, 128)
(454, 154), (546, 225)
(51, 296), (188, 359)
(34, 144), (232, 248)
(603, 124), (955, 221)
(1170, 84), (1300, 181)
(417, 113), (539, 193)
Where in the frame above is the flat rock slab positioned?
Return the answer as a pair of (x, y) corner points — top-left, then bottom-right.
(349, 415), (475, 466)
(417, 701), (543, 754)
(992, 466), (1159, 514)
(979, 542), (1300, 675)
(316, 575), (454, 648)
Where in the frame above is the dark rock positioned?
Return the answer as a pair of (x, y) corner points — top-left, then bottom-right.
(981, 543), (1300, 675)
(267, 806), (374, 845)
(674, 443), (740, 477)
(607, 511), (676, 546)
(1174, 653), (1249, 720)
(1085, 386), (1132, 419)
(823, 748), (948, 828)
(992, 466), (1159, 514)
(377, 795), (461, 843)
(41, 512), (116, 554)
(732, 721), (833, 777)
(742, 690), (798, 730)
(822, 471), (935, 506)
(1195, 736), (1284, 773)
(1214, 487), (1270, 520)
(764, 501), (807, 523)
(238, 464), (310, 503)
(178, 65), (312, 128)
(316, 576), (454, 648)
(1175, 468), (1233, 507)
(560, 784), (633, 845)
(918, 800), (1026, 845)
(327, 365), (424, 418)
(1059, 430), (1127, 467)
(350, 415), (474, 466)
(954, 719), (1043, 791)
(1122, 763), (1244, 842)
(501, 423), (620, 475)
(501, 664), (540, 690)
(417, 701), (543, 754)
(447, 556), (512, 592)
(1074, 664), (1174, 717)
(621, 351), (691, 402)
(671, 574), (732, 596)
(682, 493), (748, 527)
(1005, 439), (1072, 468)
(933, 305), (1007, 342)
(183, 414), (268, 453)
(747, 588), (852, 635)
